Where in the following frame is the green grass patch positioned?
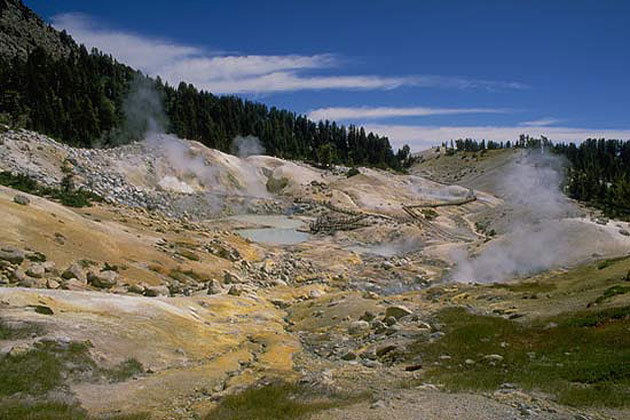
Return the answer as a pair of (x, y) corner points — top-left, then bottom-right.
(0, 341), (94, 396)
(406, 306), (630, 407)
(104, 358), (144, 383)
(0, 171), (102, 208)
(597, 256), (628, 270)
(0, 401), (87, 420)
(590, 285), (630, 306)
(206, 381), (366, 420)
(490, 280), (556, 294)
(0, 171), (40, 193)
(0, 320), (44, 340)
(0, 400), (150, 420)
(0, 338), (144, 398)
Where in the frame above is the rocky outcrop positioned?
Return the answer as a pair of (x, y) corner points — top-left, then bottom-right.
(0, 0), (75, 61)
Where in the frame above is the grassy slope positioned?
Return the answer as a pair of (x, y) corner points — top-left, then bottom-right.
(408, 256), (630, 408)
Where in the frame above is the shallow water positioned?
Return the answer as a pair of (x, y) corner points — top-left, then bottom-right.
(237, 228), (311, 245)
(230, 214), (311, 245)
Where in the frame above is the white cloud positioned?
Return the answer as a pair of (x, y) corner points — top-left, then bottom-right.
(191, 73), (418, 94)
(307, 106), (509, 121)
(519, 117), (563, 126)
(363, 124), (630, 151)
(51, 12), (527, 94)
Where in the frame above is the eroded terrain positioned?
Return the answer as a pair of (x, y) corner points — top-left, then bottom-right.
(1, 128), (629, 419)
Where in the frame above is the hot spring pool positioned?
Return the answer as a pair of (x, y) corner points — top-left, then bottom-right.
(229, 215), (312, 245)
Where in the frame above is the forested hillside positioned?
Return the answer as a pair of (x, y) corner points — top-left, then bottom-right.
(438, 135), (630, 220)
(555, 139), (630, 220)
(0, 1), (406, 169)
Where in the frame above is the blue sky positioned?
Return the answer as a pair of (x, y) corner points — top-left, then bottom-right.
(28, 0), (630, 150)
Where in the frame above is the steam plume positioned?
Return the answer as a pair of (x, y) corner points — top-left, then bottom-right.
(452, 152), (579, 283)
(231, 135), (265, 158)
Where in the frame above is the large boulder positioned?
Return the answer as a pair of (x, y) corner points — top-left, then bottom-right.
(348, 320), (370, 335)
(62, 278), (87, 291)
(13, 194), (30, 205)
(62, 263), (87, 284)
(227, 285), (243, 296)
(0, 246), (25, 265)
(206, 279), (224, 295)
(144, 285), (170, 297)
(26, 264), (45, 278)
(385, 305), (413, 320)
(87, 270), (119, 289)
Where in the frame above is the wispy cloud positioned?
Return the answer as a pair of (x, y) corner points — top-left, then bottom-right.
(52, 12), (527, 95)
(363, 124), (630, 151)
(519, 117), (563, 126)
(307, 106), (509, 121)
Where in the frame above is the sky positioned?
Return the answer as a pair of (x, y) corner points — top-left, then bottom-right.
(28, 0), (630, 151)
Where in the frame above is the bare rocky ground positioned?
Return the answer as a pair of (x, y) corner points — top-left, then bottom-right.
(1, 128), (629, 419)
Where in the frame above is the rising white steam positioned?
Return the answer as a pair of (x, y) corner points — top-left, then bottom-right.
(231, 135), (265, 158)
(452, 152), (578, 283)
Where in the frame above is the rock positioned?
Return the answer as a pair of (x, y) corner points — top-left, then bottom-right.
(360, 349), (378, 360)
(227, 285), (243, 296)
(25, 250), (46, 262)
(385, 305), (412, 320)
(370, 400), (387, 409)
(416, 383), (440, 391)
(111, 285), (129, 294)
(62, 263), (87, 284)
(8, 343), (31, 357)
(127, 283), (146, 294)
(370, 320), (387, 334)
(348, 320), (370, 335)
(341, 350), (357, 360)
(359, 311), (376, 322)
(26, 264), (45, 278)
(375, 344), (398, 357)
(46, 279), (60, 289)
(361, 359), (380, 368)
(429, 331), (445, 340)
(13, 194), (30, 205)
(417, 321), (432, 330)
(42, 261), (56, 273)
(270, 299), (290, 309)
(405, 363), (422, 372)
(483, 354), (504, 364)
(87, 270), (119, 289)
(62, 278), (87, 291)
(619, 229), (630, 236)
(144, 285), (170, 297)
(362, 291), (379, 300)
(0, 246), (25, 264)
(223, 271), (242, 284)
(384, 316), (397, 326)
(260, 259), (275, 274)
(465, 358), (476, 365)
(308, 289), (323, 299)
(10, 268), (28, 283)
(206, 279), (224, 295)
